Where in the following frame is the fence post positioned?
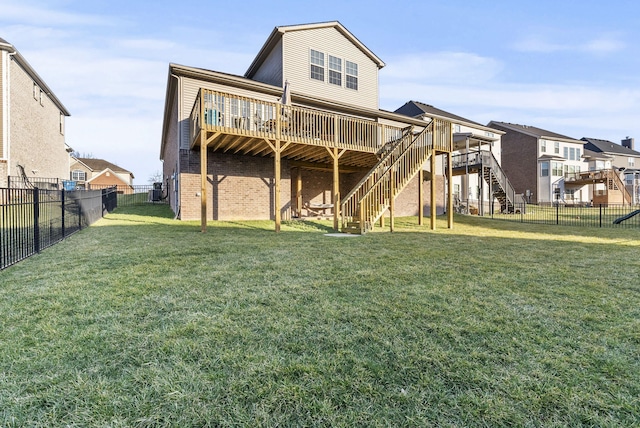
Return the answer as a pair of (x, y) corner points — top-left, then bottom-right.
(33, 188), (40, 253)
(61, 190), (66, 238)
(556, 203), (559, 225)
(78, 197), (82, 230)
(599, 204), (603, 228)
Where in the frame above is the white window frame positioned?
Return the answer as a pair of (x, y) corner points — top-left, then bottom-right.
(72, 170), (86, 181)
(310, 49), (324, 82)
(346, 60), (358, 90)
(328, 55), (342, 86)
(541, 161), (549, 177)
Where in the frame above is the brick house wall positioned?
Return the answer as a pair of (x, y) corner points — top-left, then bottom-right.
(178, 150), (292, 221)
(9, 59), (68, 184)
(490, 124), (539, 203)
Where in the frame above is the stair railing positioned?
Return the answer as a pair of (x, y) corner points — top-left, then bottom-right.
(480, 151), (516, 212)
(341, 119), (453, 232)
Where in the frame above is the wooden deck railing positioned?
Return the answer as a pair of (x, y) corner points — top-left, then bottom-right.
(189, 88), (406, 153)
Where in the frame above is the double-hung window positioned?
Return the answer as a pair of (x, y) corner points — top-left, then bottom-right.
(72, 170), (86, 181)
(328, 55), (342, 86)
(541, 161), (549, 177)
(346, 60), (358, 90)
(310, 49), (324, 81)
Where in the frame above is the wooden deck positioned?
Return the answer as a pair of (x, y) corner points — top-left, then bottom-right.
(189, 88), (454, 233)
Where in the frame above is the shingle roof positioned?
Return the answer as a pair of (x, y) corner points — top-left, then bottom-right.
(394, 101), (483, 126)
(581, 137), (640, 157)
(76, 158), (132, 174)
(582, 148), (613, 160)
(489, 121), (580, 142)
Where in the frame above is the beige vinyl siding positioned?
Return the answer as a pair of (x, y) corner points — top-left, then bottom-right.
(180, 77), (281, 149)
(282, 28), (379, 110)
(251, 39), (283, 87)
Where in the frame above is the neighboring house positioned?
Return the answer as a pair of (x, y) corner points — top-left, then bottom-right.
(160, 21), (459, 233)
(581, 137), (640, 204)
(395, 101), (515, 215)
(0, 37), (71, 189)
(69, 157), (134, 193)
(487, 122), (589, 204)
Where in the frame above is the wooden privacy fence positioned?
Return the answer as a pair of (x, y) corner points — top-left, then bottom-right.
(0, 187), (117, 270)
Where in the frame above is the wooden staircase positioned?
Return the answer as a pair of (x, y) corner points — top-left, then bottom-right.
(340, 118), (451, 234)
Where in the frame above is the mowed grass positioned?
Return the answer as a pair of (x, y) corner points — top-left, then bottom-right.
(1, 205), (639, 427)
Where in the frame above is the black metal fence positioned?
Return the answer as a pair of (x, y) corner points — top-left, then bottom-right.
(0, 187), (117, 270)
(85, 184), (168, 207)
(483, 202), (640, 228)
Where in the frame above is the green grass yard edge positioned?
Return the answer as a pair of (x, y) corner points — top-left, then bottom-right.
(0, 205), (638, 426)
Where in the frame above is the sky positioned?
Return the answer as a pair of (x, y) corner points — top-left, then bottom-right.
(2, 0), (640, 183)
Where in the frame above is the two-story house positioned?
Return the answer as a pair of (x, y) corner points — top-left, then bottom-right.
(0, 37), (71, 189)
(581, 137), (639, 204)
(160, 21), (458, 233)
(487, 121), (589, 204)
(69, 157), (135, 193)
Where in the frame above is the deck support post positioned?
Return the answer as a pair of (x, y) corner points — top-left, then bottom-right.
(326, 147), (345, 232)
(418, 168), (424, 226)
(332, 148), (340, 231)
(430, 148), (437, 230)
(264, 138), (291, 233)
(390, 171), (395, 232)
(200, 132), (208, 233)
(296, 168), (303, 218)
(274, 139), (282, 232)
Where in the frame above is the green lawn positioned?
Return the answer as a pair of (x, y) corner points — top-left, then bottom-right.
(1, 205), (639, 427)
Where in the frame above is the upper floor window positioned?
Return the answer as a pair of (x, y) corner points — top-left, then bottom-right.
(552, 161), (563, 176)
(540, 139), (546, 153)
(33, 83), (39, 100)
(60, 113), (64, 135)
(310, 49), (324, 82)
(346, 60), (358, 90)
(554, 142), (560, 154)
(629, 157), (636, 167)
(328, 55), (342, 86)
(72, 170), (86, 181)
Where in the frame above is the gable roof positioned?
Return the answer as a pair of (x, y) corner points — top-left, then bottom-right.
(0, 38), (70, 116)
(488, 121), (582, 144)
(395, 101), (483, 126)
(245, 21), (385, 79)
(581, 137), (640, 157)
(87, 168), (133, 185)
(73, 157), (134, 177)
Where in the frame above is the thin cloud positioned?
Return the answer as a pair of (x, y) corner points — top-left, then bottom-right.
(383, 52), (503, 84)
(0, 1), (112, 27)
(512, 33), (625, 54)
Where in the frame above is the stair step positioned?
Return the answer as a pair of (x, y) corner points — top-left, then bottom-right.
(342, 226), (362, 234)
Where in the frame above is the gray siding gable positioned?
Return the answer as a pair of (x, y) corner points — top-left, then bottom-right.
(251, 39), (283, 87)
